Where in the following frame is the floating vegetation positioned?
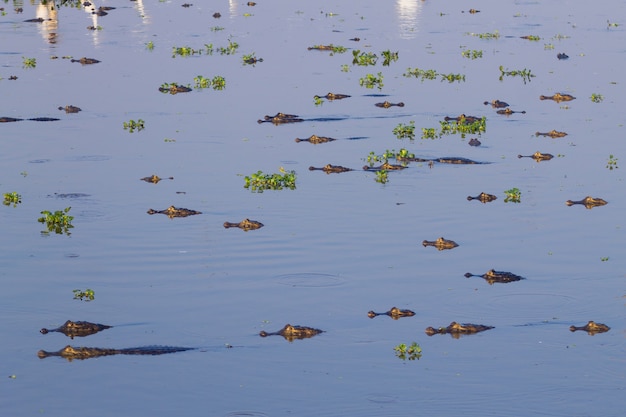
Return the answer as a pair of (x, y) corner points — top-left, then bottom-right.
(467, 30), (500, 39)
(439, 116), (486, 137)
(606, 155), (619, 170)
(145, 41), (154, 51)
(352, 50), (378, 66)
(504, 187), (521, 203)
(73, 289), (95, 302)
(218, 39), (239, 55)
(244, 167), (296, 192)
(123, 119), (145, 133)
(461, 49), (483, 59)
(22, 57), (36, 68)
(520, 35), (541, 41)
(3, 192), (21, 207)
(499, 66), (535, 84)
(359, 72), (384, 90)
(193, 75), (226, 90)
(403, 67), (437, 81)
(340, 64), (350, 72)
(210, 26), (225, 32)
(38, 207), (74, 235)
(394, 342), (422, 361)
(421, 127), (437, 140)
(172, 46), (203, 57)
(381, 50), (399, 66)
(393, 121), (416, 140)
(607, 20), (619, 28)
(440, 72), (465, 83)
(314, 96), (324, 106)
(544, 43), (555, 50)
(590, 93), (604, 103)
(375, 170), (389, 184)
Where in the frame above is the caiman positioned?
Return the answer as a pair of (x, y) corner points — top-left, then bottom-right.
(147, 206), (202, 218)
(314, 93), (351, 100)
(223, 219), (264, 230)
(375, 101), (404, 108)
(38, 345), (195, 361)
(309, 164), (353, 173)
(569, 321), (610, 335)
(467, 192), (497, 203)
(58, 105), (81, 114)
(307, 45), (336, 51)
(259, 324), (323, 341)
(40, 320), (111, 339)
(535, 130), (567, 138)
(518, 151), (554, 162)
(484, 100), (509, 109)
(557, 53), (569, 60)
(367, 307), (416, 319)
(363, 162), (406, 171)
(468, 138), (481, 147)
(422, 237), (459, 250)
(464, 269), (525, 284)
(394, 155), (484, 165)
(0, 117), (60, 122)
(258, 113), (303, 124)
(24, 17), (49, 22)
(444, 114), (481, 124)
(540, 93), (575, 102)
(159, 84), (192, 94)
(425, 322), (494, 338)
(70, 57), (100, 65)
(565, 196), (608, 209)
(140, 175), (174, 184)
(496, 108), (526, 115)
(295, 135), (336, 144)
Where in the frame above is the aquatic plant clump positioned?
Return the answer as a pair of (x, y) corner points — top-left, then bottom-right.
(393, 121), (416, 140)
(504, 187), (521, 203)
(123, 119), (145, 133)
(499, 66), (535, 84)
(244, 168), (297, 192)
(3, 192), (22, 207)
(394, 342), (422, 361)
(38, 207), (74, 235)
(73, 289), (95, 302)
(359, 72), (384, 90)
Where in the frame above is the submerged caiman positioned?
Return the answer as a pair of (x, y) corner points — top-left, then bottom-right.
(422, 237), (459, 250)
(395, 155), (486, 165)
(40, 320), (111, 339)
(535, 130), (567, 138)
(569, 321), (610, 335)
(38, 345), (195, 361)
(367, 307), (415, 319)
(539, 93), (576, 102)
(258, 113), (303, 124)
(518, 151), (554, 162)
(363, 162), (406, 171)
(1, 117), (60, 122)
(309, 164), (353, 173)
(295, 135), (336, 144)
(58, 105), (82, 114)
(565, 196), (607, 209)
(314, 93), (350, 100)
(223, 219), (264, 230)
(484, 99), (509, 109)
(425, 322), (494, 338)
(467, 192), (497, 203)
(70, 57), (100, 65)
(465, 269), (525, 284)
(140, 175), (174, 184)
(147, 206), (202, 218)
(375, 101), (404, 108)
(259, 324), (323, 341)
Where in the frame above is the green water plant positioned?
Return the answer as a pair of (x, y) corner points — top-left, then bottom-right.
(606, 155), (618, 170)
(440, 72), (465, 83)
(172, 46), (203, 57)
(38, 207), (74, 235)
(403, 67), (437, 81)
(461, 49), (483, 59)
(359, 72), (384, 90)
(211, 75), (226, 90)
(123, 119), (145, 133)
(590, 93), (604, 103)
(421, 127), (437, 140)
(3, 192), (21, 207)
(244, 167), (296, 192)
(375, 170), (389, 184)
(381, 50), (398, 66)
(145, 41), (154, 50)
(218, 39), (239, 55)
(73, 288), (95, 302)
(394, 342), (422, 361)
(467, 30), (500, 39)
(520, 35), (541, 41)
(393, 121), (416, 140)
(22, 57), (36, 68)
(499, 66), (535, 84)
(352, 50), (378, 66)
(504, 187), (521, 203)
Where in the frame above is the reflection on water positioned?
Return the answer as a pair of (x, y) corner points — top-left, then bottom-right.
(35, 3), (58, 44)
(395, 0), (423, 39)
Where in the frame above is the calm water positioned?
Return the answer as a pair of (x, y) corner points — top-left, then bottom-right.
(1, 1), (625, 416)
